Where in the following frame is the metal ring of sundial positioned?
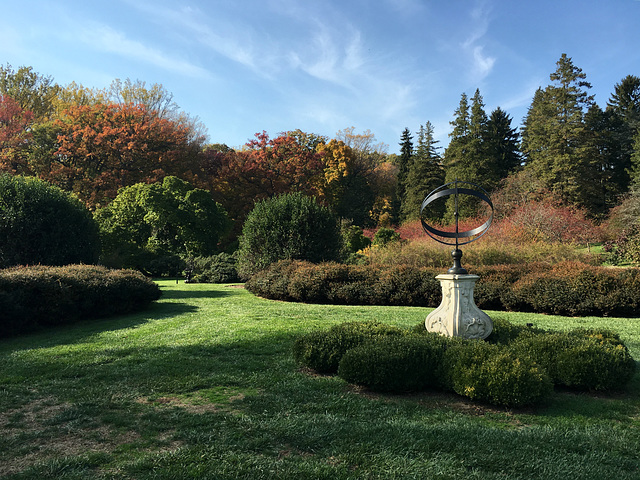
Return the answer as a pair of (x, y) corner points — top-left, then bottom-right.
(420, 180), (494, 248)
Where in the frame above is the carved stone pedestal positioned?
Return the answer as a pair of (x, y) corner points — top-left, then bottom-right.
(425, 274), (493, 340)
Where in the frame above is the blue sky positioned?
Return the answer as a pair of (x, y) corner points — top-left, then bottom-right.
(2, 0), (639, 153)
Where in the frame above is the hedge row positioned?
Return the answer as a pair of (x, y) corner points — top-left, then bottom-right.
(246, 260), (640, 317)
(293, 320), (636, 407)
(0, 265), (161, 337)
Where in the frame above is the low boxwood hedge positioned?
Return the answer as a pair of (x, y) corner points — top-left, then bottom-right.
(0, 264), (161, 337)
(247, 260), (640, 317)
(294, 320), (636, 408)
(292, 321), (406, 374)
(338, 334), (451, 392)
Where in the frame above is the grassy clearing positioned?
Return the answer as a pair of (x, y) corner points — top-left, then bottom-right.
(1, 281), (639, 479)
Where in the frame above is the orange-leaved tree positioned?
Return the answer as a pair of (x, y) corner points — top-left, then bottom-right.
(39, 103), (202, 208)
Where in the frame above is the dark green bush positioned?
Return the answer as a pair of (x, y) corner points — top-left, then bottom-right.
(508, 332), (572, 383)
(337, 334), (450, 392)
(295, 319), (635, 407)
(509, 329), (636, 390)
(186, 253), (240, 283)
(248, 260), (640, 317)
(246, 261), (441, 307)
(486, 316), (545, 345)
(292, 321), (406, 374)
(372, 227), (401, 247)
(341, 222), (371, 255)
(147, 254), (187, 277)
(444, 340), (553, 407)
(0, 265), (161, 337)
(0, 174), (100, 267)
(555, 338), (636, 391)
(236, 193), (342, 278)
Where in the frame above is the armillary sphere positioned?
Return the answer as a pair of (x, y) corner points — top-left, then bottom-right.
(420, 180), (494, 274)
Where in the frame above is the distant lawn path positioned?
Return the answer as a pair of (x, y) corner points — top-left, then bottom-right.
(0, 280), (638, 479)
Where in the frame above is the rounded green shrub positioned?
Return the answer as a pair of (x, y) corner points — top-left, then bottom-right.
(443, 340), (500, 393)
(508, 332), (572, 383)
(292, 321), (405, 374)
(0, 265), (161, 337)
(372, 227), (401, 247)
(445, 340), (552, 407)
(337, 334), (450, 392)
(237, 192), (342, 279)
(486, 316), (545, 345)
(0, 174), (100, 267)
(555, 338), (636, 391)
(186, 253), (240, 283)
(477, 350), (553, 407)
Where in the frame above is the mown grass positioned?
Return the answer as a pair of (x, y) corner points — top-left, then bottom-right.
(1, 281), (639, 479)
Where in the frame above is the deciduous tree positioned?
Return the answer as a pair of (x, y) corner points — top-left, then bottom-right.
(0, 95), (34, 174)
(41, 103), (202, 207)
(203, 131), (326, 234)
(94, 176), (229, 271)
(0, 64), (59, 121)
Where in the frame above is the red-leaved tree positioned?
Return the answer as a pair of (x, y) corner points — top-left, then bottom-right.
(0, 95), (34, 174)
(203, 131), (325, 230)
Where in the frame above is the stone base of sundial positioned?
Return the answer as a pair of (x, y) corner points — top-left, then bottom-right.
(425, 274), (493, 340)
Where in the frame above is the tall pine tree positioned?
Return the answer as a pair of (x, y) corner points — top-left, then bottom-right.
(402, 121), (444, 221)
(521, 54), (598, 211)
(485, 107), (521, 187)
(444, 90), (489, 219)
(607, 75), (640, 189)
(396, 128), (414, 221)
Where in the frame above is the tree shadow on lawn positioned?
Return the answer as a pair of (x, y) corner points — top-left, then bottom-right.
(2, 329), (640, 478)
(159, 287), (233, 300)
(7, 326), (640, 424)
(0, 300), (199, 351)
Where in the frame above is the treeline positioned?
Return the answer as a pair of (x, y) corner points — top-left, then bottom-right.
(2, 54), (640, 248)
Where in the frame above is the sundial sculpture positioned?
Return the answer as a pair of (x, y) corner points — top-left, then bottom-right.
(420, 180), (494, 340)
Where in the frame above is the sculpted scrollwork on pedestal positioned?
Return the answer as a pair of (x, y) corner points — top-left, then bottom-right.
(425, 274), (492, 340)
(429, 316), (449, 336)
(461, 316), (487, 340)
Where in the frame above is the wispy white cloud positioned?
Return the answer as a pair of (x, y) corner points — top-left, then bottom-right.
(461, 1), (496, 82)
(122, 2), (268, 75)
(499, 80), (544, 113)
(78, 23), (210, 78)
(289, 25), (365, 88)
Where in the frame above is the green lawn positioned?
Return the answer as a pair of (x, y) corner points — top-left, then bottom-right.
(1, 280), (639, 479)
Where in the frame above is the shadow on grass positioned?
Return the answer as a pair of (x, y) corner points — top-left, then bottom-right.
(0, 300), (199, 350)
(3, 325), (639, 422)
(2, 327), (640, 479)
(159, 287), (232, 300)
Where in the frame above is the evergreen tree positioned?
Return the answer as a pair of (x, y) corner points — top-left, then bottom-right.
(584, 104), (630, 212)
(396, 128), (413, 221)
(607, 75), (640, 191)
(444, 90), (488, 218)
(630, 129), (640, 187)
(485, 107), (521, 186)
(521, 54), (597, 210)
(402, 121), (444, 221)
(607, 75), (640, 133)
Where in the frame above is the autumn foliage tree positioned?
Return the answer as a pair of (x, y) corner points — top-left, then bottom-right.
(203, 131), (325, 233)
(0, 95), (34, 174)
(36, 103), (203, 207)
